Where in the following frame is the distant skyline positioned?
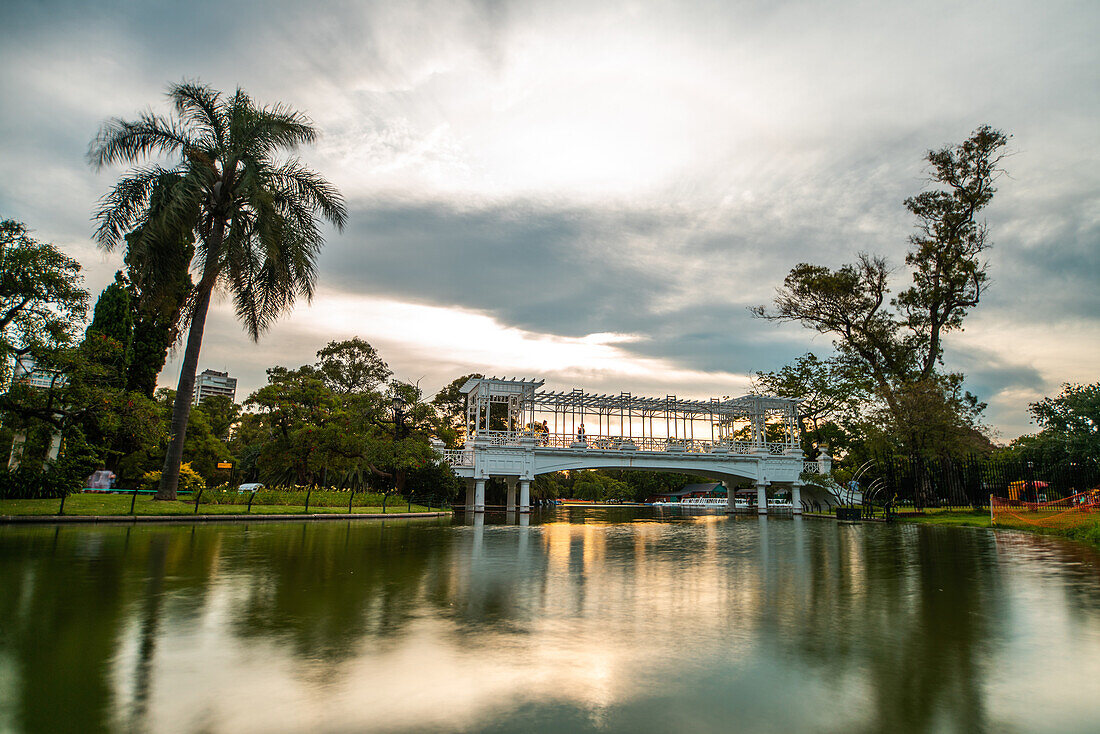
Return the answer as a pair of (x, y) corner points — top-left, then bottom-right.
(2, 0), (1097, 440)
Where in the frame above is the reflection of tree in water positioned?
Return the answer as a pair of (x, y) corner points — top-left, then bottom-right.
(226, 521), (454, 665)
(0, 527), (128, 732)
(129, 533), (168, 733)
(774, 525), (1007, 734)
(0, 525), (220, 733)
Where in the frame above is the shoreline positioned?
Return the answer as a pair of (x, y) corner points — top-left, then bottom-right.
(0, 511), (452, 525)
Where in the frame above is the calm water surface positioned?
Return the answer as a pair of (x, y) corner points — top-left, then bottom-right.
(2, 509), (1100, 733)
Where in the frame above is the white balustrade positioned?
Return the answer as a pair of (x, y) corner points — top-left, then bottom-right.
(451, 432), (796, 455)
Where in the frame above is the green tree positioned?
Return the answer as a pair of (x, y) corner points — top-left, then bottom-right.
(89, 81), (347, 499)
(754, 352), (869, 457)
(116, 389), (230, 485)
(244, 365), (344, 485)
(84, 271), (134, 382)
(0, 219), (88, 382)
(197, 394), (239, 442)
(431, 373), (481, 443)
(571, 472), (632, 502)
(315, 337), (391, 394)
(2, 336), (162, 480)
(123, 172), (196, 397)
(753, 126), (1008, 457)
(1012, 383), (1100, 463)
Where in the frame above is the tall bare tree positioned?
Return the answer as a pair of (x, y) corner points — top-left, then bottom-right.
(754, 126), (1008, 455)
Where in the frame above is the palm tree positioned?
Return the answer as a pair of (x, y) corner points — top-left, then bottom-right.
(89, 82), (347, 499)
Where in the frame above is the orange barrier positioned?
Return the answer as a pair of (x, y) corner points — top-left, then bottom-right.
(991, 489), (1100, 529)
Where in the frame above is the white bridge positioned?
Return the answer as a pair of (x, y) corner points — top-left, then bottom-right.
(436, 377), (830, 515)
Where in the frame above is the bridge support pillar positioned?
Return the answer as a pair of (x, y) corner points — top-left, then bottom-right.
(519, 480), (531, 513)
(474, 479), (486, 513)
(506, 478), (517, 512)
(792, 482), (802, 515)
(756, 481), (768, 515)
(465, 479), (475, 513)
(723, 481), (739, 513)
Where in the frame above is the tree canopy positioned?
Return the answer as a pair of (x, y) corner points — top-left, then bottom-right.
(1010, 382), (1100, 464)
(315, 337), (392, 394)
(0, 220), (88, 382)
(754, 352), (869, 457)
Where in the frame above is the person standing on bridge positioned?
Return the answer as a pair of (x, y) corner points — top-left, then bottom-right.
(541, 420), (550, 445)
(577, 423), (586, 444)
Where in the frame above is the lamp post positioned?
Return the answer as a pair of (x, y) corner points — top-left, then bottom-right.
(392, 393), (407, 440)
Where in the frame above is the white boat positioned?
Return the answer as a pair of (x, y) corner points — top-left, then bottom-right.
(652, 497), (749, 509)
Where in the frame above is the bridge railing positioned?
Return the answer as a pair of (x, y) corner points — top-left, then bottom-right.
(466, 432), (798, 455)
(441, 449), (475, 466)
(802, 457), (834, 474)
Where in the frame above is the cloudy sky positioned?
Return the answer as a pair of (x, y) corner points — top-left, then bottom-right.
(1, 0), (1097, 440)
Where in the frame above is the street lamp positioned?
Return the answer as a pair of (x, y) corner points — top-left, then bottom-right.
(391, 393), (407, 440)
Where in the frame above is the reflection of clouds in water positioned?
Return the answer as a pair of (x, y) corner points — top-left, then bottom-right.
(984, 530), (1100, 733)
(8, 517), (1100, 732)
(134, 517), (780, 732)
(132, 606), (719, 732)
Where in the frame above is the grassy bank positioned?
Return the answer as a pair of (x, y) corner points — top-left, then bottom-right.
(895, 509), (992, 528)
(0, 490), (446, 518)
(896, 508), (1100, 548)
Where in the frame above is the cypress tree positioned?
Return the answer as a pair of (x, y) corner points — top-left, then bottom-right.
(84, 271), (134, 381)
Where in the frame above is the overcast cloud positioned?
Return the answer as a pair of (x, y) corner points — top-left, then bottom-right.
(1, 0), (1097, 439)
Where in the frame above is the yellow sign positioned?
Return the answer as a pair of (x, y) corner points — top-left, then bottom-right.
(217, 462), (233, 469)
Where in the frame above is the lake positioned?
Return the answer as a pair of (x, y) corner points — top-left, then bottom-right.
(2, 508), (1099, 733)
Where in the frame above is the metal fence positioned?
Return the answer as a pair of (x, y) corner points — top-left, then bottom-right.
(865, 455), (1100, 512)
(46, 487), (455, 517)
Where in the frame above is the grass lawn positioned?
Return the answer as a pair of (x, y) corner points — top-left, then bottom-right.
(895, 508), (992, 528)
(896, 508), (1100, 548)
(0, 492), (444, 518)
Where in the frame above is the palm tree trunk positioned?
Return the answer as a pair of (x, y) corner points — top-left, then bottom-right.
(155, 282), (213, 500)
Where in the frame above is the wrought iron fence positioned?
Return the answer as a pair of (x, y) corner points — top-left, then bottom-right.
(865, 455), (1100, 511)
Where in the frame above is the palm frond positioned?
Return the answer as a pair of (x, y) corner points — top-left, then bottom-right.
(92, 81), (344, 342)
(220, 173), (321, 339)
(168, 81), (226, 150)
(270, 159), (348, 229)
(223, 213), (265, 339)
(87, 112), (200, 169)
(251, 103), (318, 150)
(227, 95), (317, 159)
(92, 165), (176, 249)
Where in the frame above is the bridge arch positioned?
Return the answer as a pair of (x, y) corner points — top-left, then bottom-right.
(530, 456), (760, 483)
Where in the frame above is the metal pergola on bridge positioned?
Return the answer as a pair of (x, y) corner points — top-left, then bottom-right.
(460, 376), (800, 454)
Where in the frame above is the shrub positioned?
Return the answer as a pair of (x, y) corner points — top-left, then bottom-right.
(139, 462), (206, 495)
(0, 468), (81, 499)
(196, 487), (392, 507)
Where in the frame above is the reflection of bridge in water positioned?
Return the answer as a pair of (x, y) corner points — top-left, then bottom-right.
(437, 377), (829, 515)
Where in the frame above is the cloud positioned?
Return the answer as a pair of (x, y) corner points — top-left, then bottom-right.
(1, 0), (1098, 440)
